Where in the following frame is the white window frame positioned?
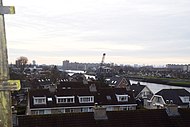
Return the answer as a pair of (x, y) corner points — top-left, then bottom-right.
(56, 96), (75, 104)
(33, 97), (46, 105)
(119, 106), (129, 111)
(106, 106), (114, 111)
(44, 109), (51, 114)
(34, 110), (44, 115)
(78, 96), (94, 103)
(80, 107), (93, 112)
(81, 107), (89, 112)
(179, 96), (190, 103)
(116, 94), (128, 102)
(64, 108), (74, 113)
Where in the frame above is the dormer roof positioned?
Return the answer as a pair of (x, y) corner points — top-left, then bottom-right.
(155, 89), (190, 105)
(28, 88), (136, 109)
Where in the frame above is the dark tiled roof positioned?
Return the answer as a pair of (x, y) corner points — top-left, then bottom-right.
(29, 88), (136, 109)
(169, 109), (190, 127)
(57, 81), (88, 89)
(155, 89), (190, 105)
(18, 109), (176, 127)
(57, 81), (109, 89)
(108, 76), (130, 87)
(130, 84), (146, 97)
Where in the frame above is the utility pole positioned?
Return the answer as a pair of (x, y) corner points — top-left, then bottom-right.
(0, 1), (19, 127)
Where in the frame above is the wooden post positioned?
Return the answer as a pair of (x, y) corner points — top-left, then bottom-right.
(0, 0), (15, 127)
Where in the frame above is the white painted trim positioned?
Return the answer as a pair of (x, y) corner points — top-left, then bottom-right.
(78, 96), (94, 103)
(30, 104), (137, 111)
(33, 96), (46, 105)
(55, 96), (75, 104)
(151, 95), (166, 105)
(136, 86), (153, 98)
(179, 96), (190, 103)
(115, 94), (129, 102)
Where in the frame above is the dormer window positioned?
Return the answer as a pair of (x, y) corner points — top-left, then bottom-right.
(56, 96), (75, 104)
(47, 97), (53, 102)
(179, 96), (190, 103)
(33, 97), (46, 105)
(106, 96), (112, 100)
(157, 97), (161, 103)
(116, 94), (128, 102)
(78, 96), (94, 103)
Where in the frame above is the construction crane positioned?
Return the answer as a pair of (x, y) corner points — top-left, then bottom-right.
(96, 53), (106, 82)
(100, 53), (106, 72)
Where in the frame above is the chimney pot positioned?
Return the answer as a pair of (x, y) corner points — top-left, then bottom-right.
(93, 106), (108, 120)
(165, 104), (180, 116)
(89, 84), (97, 92)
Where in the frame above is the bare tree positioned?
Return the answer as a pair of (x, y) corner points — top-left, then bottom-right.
(16, 56), (28, 72)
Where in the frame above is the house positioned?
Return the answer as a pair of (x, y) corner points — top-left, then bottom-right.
(147, 89), (190, 109)
(26, 84), (137, 115)
(17, 108), (190, 127)
(130, 82), (153, 99)
(130, 82), (153, 107)
(107, 76), (131, 89)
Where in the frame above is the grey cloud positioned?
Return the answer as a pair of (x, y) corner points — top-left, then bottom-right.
(5, 0), (190, 64)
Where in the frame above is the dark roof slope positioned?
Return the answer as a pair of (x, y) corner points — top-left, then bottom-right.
(156, 89), (190, 105)
(57, 81), (88, 89)
(169, 109), (190, 127)
(130, 84), (146, 97)
(29, 88), (136, 109)
(18, 109), (175, 127)
(57, 81), (109, 89)
(108, 76), (131, 87)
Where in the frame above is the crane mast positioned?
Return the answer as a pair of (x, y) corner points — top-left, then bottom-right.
(96, 53), (106, 82)
(100, 53), (106, 71)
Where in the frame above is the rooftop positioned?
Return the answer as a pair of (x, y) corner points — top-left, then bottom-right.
(18, 109), (190, 127)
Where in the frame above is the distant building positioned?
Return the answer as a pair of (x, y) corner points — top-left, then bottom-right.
(62, 60), (99, 71)
(32, 60), (36, 66)
(166, 64), (190, 72)
(183, 64), (190, 72)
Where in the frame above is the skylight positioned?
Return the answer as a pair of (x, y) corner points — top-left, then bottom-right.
(106, 96), (111, 100)
(47, 97), (52, 101)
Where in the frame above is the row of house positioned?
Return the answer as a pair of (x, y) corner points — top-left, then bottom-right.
(26, 82), (137, 115)
(12, 75), (190, 127)
(23, 76), (190, 116)
(112, 77), (190, 109)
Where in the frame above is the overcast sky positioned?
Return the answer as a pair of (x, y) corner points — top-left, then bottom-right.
(3, 0), (190, 66)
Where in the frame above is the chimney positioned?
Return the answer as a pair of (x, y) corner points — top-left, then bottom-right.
(49, 84), (57, 93)
(82, 74), (88, 85)
(89, 84), (97, 92)
(126, 85), (131, 91)
(165, 104), (180, 116)
(93, 105), (108, 120)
